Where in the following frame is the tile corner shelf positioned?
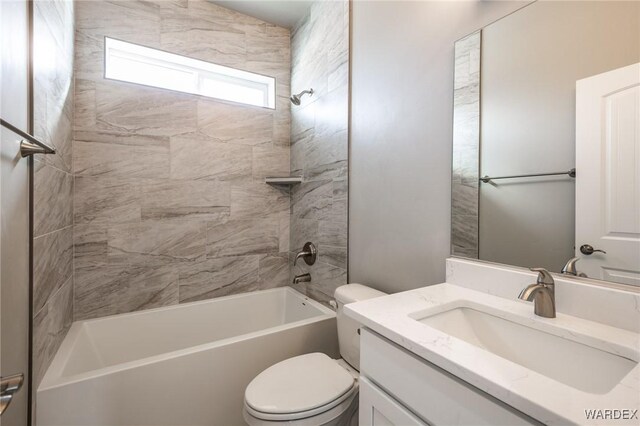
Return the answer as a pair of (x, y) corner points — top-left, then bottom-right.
(265, 177), (303, 185)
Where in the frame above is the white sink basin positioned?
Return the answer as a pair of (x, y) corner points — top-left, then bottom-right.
(415, 306), (637, 394)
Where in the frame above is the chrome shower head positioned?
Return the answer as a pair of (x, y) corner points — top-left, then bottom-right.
(290, 88), (314, 105)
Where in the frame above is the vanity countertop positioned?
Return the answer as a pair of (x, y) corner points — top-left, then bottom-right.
(345, 282), (640, 425)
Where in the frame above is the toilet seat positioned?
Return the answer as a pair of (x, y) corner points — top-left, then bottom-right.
(244, 353), (357, 422)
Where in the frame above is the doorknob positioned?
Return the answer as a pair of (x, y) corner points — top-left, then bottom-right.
(580, 244), (606, 255)
(0, 373), (24, 416)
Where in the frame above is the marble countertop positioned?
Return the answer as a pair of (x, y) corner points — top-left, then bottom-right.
(345, 283), (640, 425)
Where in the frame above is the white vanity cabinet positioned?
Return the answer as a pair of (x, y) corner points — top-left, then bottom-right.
(358, 329), (540, 426)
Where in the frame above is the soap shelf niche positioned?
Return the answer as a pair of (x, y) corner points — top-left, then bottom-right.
(265, 176), (303, 186)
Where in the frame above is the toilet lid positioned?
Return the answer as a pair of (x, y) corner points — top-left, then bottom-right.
(245, 353), (355, 415)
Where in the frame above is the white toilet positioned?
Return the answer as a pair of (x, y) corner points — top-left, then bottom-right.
(243, 284), (386, 426)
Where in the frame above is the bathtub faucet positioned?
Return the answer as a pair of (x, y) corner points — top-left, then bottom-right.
(294, 242), (317, 266)
(292, 273), (311, 284)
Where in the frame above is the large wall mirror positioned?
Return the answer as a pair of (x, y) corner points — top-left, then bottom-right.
(451, 1), (640, 286)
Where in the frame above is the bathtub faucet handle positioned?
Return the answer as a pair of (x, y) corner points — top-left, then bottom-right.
(293, 242), (317, 266)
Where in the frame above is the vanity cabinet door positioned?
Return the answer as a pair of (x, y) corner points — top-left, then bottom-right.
(360, 377), (427, 426)
(360, 329), (541, 426)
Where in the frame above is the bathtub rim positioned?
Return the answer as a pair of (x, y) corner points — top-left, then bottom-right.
(39, 287), (335, 391)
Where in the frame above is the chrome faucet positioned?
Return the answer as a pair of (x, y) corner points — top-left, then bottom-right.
(293, 242), (317, 266)
(518, 268), (556, 318)
(292, 273), (311, 284)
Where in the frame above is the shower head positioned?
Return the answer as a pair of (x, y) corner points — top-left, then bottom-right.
(290, 88), (314, 105)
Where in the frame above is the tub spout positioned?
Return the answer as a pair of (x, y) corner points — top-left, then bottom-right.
(292, 273), (311, 284)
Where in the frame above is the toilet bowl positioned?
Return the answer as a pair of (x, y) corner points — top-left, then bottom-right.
(243, 284), (386, 426)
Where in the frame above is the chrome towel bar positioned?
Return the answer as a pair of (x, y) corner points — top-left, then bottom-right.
(480, 168), (575, 184)
(0, 118), (56, 157)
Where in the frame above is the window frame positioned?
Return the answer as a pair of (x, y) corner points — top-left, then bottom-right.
(103, 36), (276, 109)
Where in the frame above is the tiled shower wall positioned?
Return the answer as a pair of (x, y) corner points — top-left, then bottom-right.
(451, 32), (480, 259)
(32, 0), (75, 386)
(290, 1), (350, 304)
(73, 0), (291, 320)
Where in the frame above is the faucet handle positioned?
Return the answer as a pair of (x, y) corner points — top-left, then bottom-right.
(529, 267), (554, 285)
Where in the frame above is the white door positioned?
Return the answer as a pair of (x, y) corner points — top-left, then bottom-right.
(1, 0), (32, 424)
(575, 63), (640, 286)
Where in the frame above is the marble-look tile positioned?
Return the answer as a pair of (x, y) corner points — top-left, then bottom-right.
(159, 0), (276, 69)
(184, 0), (268, 34)
(230, 182), (289, 219)
(141, 179), (231, 221)
(291, 100), (316, 143)
(452, 31), (481, 257)
(290, 218), (319, 253)
(74, 223), (108, 269)
(71, 0), (293, 318)
(73, 31), (104, 81)
(34, 71), (73, 172)
(34, 0), (74, 54)
(273, 96), (291, 147)
(197, 100), (273, 146)
(252, 144), (290, 180)
(259, 253), (289, 288)
(314, 261), (347, 299)
(279, 216), (290, 253)
(318, 220), (347, 248)
(333, 179), (348, 200)
(74, 263), (178, 320)
(33, 227), (73, 313)
(206, 218), (279, 257)
(319, 245), (347, 270)
(33, 278), (73, 387)
(314, 85), (348, 136)
(169, 133), (252, 181)
(305, 129), (347, 171)
(329, 198), (347, 221)
(305, 159), (348, 182)
(107, 220), (206, 266)
(34, 162), (73, 237)
(160, 14), (246, 68)
(96, 82), (198, 137)
(451, 214), (479, 253)
(74, 78), (96, 129)
(246, 25), (290, 64)
(32, 0), (75, 386)
(451, 246), (479, 259)
(74, 176), (141, 225)
(452, 181), (479, 216)
(178, 256), (260, 302)
(181, 0), (270, 49)
(74, 131), (170, 179)
(290, 138), (307, 176)
(326, 3), (349, 94)
(328, 61), (349, 95)
(75, 0), (161, 44)
(289, 0), (349, 306)
(292, 260), (347, 306)
(291, 180), (333, 221)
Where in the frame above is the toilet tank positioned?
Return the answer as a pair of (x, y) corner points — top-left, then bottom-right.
(334, 284), (386, 371)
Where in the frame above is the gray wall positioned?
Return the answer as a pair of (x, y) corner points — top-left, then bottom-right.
(32, 0), (75, 387)
(349, 1), (527, 294)
(73, 0), (291, 320)
(289, 0), (349, 305)
(479, 1), (640, 272)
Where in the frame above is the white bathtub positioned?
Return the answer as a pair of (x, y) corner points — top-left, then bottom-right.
(37, 287), (338, 426)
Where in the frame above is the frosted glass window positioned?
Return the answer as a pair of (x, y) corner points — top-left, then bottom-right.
(104, 37), (275, 109)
